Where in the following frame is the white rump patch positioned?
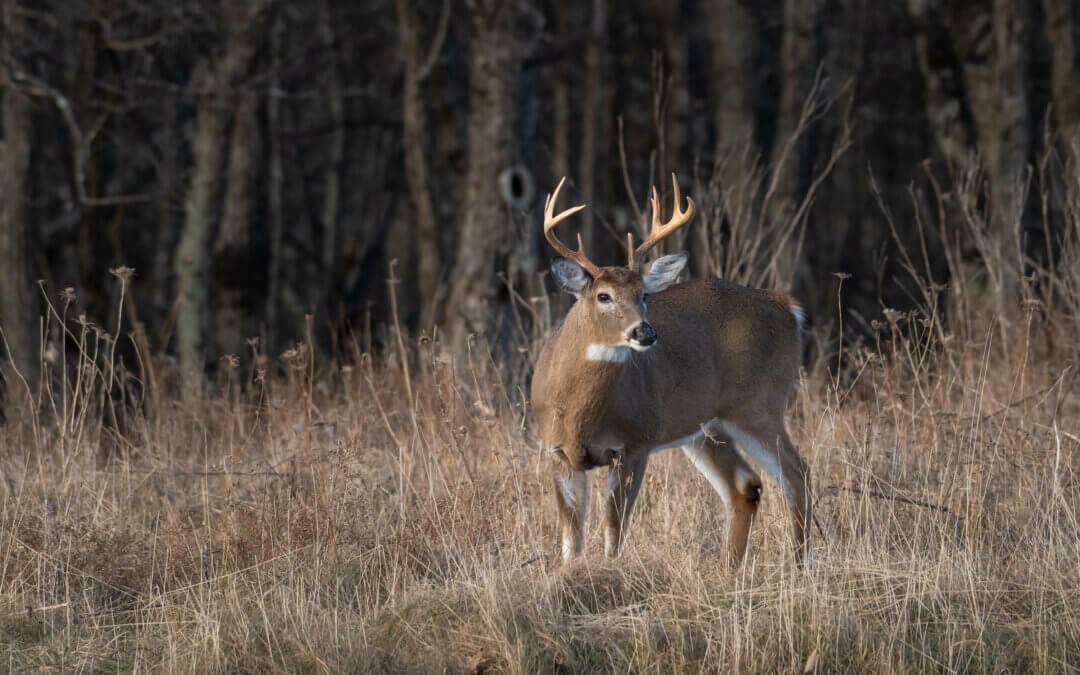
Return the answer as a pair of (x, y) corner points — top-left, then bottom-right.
(790, 304), (806, 332)
(586, 344), (631, 363)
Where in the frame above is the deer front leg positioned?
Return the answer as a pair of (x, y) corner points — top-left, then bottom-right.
(553, 459), (589, 562)
(604, 452), (648, 557)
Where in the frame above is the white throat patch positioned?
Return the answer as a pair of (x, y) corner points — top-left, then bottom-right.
(586, 344), (631, 363)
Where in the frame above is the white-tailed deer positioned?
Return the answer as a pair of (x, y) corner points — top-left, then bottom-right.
(531, 175), (811, 566)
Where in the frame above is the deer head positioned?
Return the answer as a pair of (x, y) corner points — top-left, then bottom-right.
(544, 174), (695, 352)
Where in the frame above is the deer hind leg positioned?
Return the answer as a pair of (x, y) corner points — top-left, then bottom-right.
(720, 419), (812, 563)
(681, 429), (762, 567)
(603, 453), (648, 557)
(553, 462), (589, 562)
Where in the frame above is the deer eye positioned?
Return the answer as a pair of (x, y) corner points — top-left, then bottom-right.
(596, 292), (612, 303)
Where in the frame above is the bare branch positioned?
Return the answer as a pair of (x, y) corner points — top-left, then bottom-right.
(416, 0), (450, 82)
(8, 70), (150, 208)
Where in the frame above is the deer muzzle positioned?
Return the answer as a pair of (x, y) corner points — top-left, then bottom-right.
(626, 322), (657, 350)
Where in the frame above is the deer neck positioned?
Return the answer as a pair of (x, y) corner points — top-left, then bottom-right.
(549, 306), (630, 414)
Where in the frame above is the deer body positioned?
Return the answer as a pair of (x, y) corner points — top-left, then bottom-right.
(531, 176), (811, 565)
(535, 278), (801, 462)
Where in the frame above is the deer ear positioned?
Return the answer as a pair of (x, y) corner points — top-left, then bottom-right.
(551, 259), (589, 297)
(643, 253), (688, 293)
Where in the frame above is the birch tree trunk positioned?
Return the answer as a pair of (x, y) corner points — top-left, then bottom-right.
(445, 0), (516, 347)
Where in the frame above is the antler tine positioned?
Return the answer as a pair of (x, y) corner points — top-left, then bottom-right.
(543, 177), (600, 277)
(629, 173), (695, 269)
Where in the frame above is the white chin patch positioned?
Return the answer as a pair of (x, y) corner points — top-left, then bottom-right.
(586, 344), (631, 363)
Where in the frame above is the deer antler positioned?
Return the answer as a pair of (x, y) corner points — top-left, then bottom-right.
(544, 177), (600, 277)
(628, 173), (695, 270)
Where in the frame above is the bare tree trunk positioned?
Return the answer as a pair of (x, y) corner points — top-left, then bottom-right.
(579, 0), (606, 251)
(552, 2), (570, 184)
(709, 0), (758, 154)
(949, 0), (1032, 321)
(1, 2), (39, 411)
(767, 0), (823, 285)
(397, 0), (441, 329)
(213, 93), (259, 358)
(702, 0), (761, 275)
(658, 0), (688, 192)
(319, 1), (345, 314)
(265, 13), (284, 352)
(174, 0), (262, 388)
(0, 84), (36, 403)
(174, 64), (227, 385)
(769, 0), (822, 209)
(907, 0), (976, 168)
(152, 98), (181, 333)
(1043, 0), (1080, 161)
(445, 0), (516, 346)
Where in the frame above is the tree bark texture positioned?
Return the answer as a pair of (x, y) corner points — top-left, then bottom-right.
(948, 0), (1032, 319)
(766, 0), (823, 286)
(174, 0), (262, 385)
(445, 0), (517, 346)
(907, 0), (976, 168)
(397, 0), (441, 330)
(0, 86), (36, 397)
(579, 0), (606, 251)
(319, 1), (345, 313)
(213, 92), (259, 359)
(1043, 0), (1080, 162)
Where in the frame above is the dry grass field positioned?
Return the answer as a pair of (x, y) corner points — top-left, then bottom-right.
(3, 220), (1080, 673)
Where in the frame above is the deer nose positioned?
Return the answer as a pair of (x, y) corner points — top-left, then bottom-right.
(627, 322), (657, 348)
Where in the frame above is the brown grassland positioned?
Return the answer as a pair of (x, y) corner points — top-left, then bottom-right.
(3, 179), (1080, 673)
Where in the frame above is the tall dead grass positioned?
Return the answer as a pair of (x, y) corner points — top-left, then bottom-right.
(3, 161), (1080, 673)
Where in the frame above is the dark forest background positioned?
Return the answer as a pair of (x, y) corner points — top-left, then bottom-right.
(1, 0), (1079, 397)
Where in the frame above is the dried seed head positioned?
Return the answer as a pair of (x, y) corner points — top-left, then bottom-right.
(110, 266), (135, 281)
